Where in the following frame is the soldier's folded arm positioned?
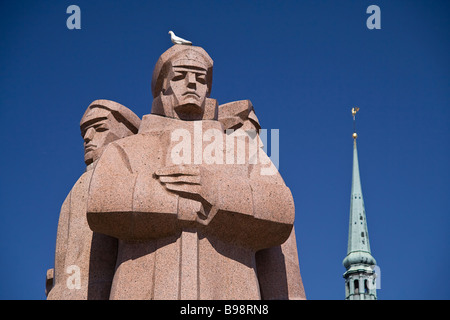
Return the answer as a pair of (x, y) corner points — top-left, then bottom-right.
(201, 164), (295, 250)
(86, 142), (179, 241)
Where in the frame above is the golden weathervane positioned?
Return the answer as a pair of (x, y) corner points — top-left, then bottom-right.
(351, 107), (360, 139)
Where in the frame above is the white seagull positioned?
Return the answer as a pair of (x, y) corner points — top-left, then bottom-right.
(168, 31), (192, 45)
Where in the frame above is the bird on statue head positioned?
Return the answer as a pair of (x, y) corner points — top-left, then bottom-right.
(168, 31), (192, 45)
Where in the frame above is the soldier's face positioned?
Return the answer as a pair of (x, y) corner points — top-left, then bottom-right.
(166, 65), (208, 119)
(81, 115), (119, 165)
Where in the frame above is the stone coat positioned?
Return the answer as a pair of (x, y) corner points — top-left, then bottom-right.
(47, 169), (117, 300)
(86, 114), (296, 299)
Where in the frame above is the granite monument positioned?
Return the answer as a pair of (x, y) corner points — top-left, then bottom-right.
(47, 43), (305, 300)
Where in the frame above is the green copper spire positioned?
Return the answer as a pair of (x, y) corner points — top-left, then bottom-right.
(343, 108), (377, 300)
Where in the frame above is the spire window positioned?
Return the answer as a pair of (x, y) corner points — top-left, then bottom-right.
(364, 280), (369, 294)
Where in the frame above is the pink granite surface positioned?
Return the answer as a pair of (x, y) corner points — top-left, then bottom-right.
(48, 45), (306, 300)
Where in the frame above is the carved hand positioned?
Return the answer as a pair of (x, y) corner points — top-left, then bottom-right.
(155, 165), (218, 223)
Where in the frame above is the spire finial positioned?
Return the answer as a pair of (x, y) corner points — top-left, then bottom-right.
(351, 107), (360, 139)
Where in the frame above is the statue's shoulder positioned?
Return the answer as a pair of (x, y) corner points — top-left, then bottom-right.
(110, 131), (146, 150)
(218, 100), (260, 131)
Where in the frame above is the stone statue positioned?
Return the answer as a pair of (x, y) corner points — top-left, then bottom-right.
(84, 44), (305, 299)
(46, 100), (141, 299)
(48, 44), (305, 300)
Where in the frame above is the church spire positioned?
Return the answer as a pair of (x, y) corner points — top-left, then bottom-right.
(343, 108), (377, 300)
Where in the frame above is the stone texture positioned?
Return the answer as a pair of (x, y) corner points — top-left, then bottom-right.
(48, 44), (306, 300)
(47, 100), (140, 299)
(256, 227), (306, 299)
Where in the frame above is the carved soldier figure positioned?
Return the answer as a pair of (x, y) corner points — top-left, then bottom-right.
(47, 100), (140, 299)
(85, 45), (304, 299)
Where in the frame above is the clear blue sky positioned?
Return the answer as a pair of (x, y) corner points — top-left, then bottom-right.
(0, 0), (448, 300)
